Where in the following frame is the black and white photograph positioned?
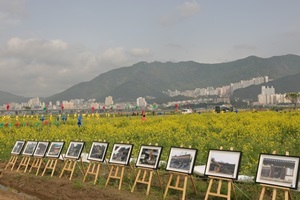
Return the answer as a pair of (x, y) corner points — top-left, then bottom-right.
(33, 141), (50, 157)
(65, 141), (85, 160)
(45, 141), (65, 158)
(87, 142), (109, 162)
(255, 154), (300, 189)
(136, 145), (163, 169)
(109, 143), (133, 165)
(204, 149), (242, 179)
(11, 141), (26, 155)
(166, 147), (198, 174)
(22, 141), (38, 156)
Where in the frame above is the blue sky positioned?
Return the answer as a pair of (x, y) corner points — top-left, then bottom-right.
(0, 0), (299, 97)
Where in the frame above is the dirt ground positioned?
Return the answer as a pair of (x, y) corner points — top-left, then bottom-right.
(0, 162), (158, 200)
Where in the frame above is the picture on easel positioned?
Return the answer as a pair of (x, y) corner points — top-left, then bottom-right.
(11, 140), (26, 155)
(22, 141), (38, 156)
(166, 147), (198, 174)
(136, 145), (163, 169)
(64, 141), (85, 160)
(87, 142), (109, 162)
(109, 143), (133, 165)
(33, 141), (50, 157)
(255, 153), (300, 189)
(204, 149), (242, 180)
(46, 141), (65, 158)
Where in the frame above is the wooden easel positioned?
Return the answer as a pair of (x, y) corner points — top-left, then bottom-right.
(131, 167), (163, 195)
(163, 172), (197, 200)
(259, 184), (291, 200)
(204, 176), (235, 200)
(59, 158), (85, 180)
(16, 156), (31, 173)
(28, 157), (44, 175)
(41, 158), (58, 177)
(204, 147), (236, 200)
(259, 151), (292, 200)
(83, 160), (109, 184)
(5, 155), (19, 170)
(105, 164), (126, 190)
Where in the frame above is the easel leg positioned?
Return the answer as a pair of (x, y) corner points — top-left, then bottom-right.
(83, 162), (91, 182)
(259, 186), (266, 200)
(105, 165), (114, 187)
(131, 169), (141, 193)
(272, 188), (277, 200)
(70, 161), (76, 180)
(181, 175), (188, 200)
(146, 171), (153, 195)
(227, 181), (231, 200)
(163, 173), (173, 199)
(118, 166), (125, 190)
(51, 159), (57, 177)
(204, 179), (214, 200)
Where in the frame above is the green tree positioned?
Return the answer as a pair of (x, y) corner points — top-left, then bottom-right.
(285, 92), (300, 109)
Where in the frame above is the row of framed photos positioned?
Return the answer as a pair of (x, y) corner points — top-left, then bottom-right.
(10, 140), (300, 189)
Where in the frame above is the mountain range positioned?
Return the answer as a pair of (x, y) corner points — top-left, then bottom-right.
(1, 54), (300, 105)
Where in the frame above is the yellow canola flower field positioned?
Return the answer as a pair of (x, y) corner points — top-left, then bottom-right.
(1, 110), (300, 176)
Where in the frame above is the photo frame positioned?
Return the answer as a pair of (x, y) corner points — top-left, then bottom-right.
(64, 141), (85, 160)
(166, 147), (198, 174)
(204, 149), (242, 180)
(11, 140), (26, 155)
(136, 145), (163, 169)
(33, 141), (50, 157)
(22, 141), (38, 156)
(45, 141), (65, 158)
(109, 143), (133, 165)
(87, 142), (109, 162)
(255, 153), (300, 189)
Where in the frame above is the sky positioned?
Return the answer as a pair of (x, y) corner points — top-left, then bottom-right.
(0, 0), (300, 97)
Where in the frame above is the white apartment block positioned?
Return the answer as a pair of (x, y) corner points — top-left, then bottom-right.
(105, 96), (113, 106)
(258, 86), (292, 105)
(137, 97), (147, 108)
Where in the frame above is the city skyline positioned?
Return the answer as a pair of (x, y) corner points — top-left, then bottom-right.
(1, 1), (300, 97)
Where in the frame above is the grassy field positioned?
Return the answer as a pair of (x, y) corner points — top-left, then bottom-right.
(1, 110), (300, 199)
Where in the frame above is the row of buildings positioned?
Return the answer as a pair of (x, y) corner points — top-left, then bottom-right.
(164, 76), (269, 98)
(1, 96), (148, 111)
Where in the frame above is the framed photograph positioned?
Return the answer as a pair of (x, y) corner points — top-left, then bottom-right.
(33, 141), (50, 157)
(87, 142), (109, 162)
(255, 153), (300, 189)
(46, 141), (65, 158)
(22, 141), (38, 156)
(65, 141), (85, 160)
(11, 141), (26, 155)
(109, 143), (133, 165)
(204, 149), (242, 180)
(166, 147), (198, 174)
(136, 145), (163, 169)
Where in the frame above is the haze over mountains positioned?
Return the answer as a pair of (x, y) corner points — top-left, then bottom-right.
(1, 54), (300, 105)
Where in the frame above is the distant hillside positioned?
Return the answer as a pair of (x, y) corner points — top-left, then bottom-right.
(0, 91), (30, 105)
(46, 54), (300, 103)
(232, 72), (300, 102)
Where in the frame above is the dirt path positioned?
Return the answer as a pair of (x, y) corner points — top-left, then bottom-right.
(0, 163), (147, 200)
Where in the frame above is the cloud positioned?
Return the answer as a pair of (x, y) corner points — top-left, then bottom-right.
(159, 0), (200, 27)
(0, 37), (151, 97)
(0, 0), (27, 28)
(178, 0), (200, 17)
(128, 48), (151, 57)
